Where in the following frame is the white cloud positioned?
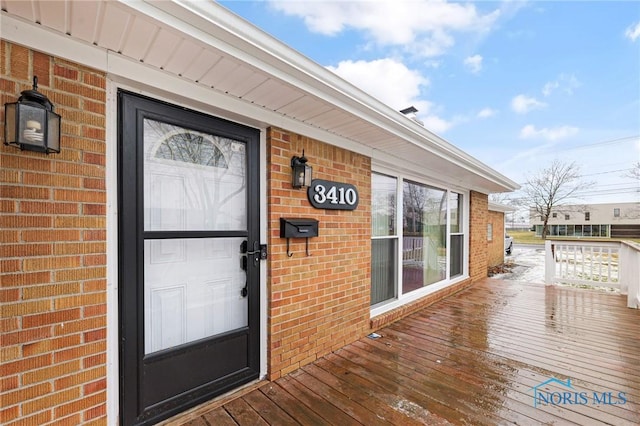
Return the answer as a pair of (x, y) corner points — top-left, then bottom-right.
(327, 58), (428, 108)
(511, 94), (547, 114)
(268, 0), (501, 57)
(477, 108), (497, 118)
(519, 125), (579, 141)
(542, 73), (581, 97)
(464, 54), (483, 73)
(422, 115), (454, 134)
(625, 21), (640, 41)
(326, 58), (454, 133)
(541, 81), (559, 97)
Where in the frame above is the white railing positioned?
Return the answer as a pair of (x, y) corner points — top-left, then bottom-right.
(620, 241), (640, 309)
(545, 240), (640, 309)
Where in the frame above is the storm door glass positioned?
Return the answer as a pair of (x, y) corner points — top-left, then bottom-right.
(143, 119), (247, 353)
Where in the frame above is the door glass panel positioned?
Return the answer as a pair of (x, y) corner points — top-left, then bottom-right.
(143, 119), (247, 231)
(144, 238), (247, 354)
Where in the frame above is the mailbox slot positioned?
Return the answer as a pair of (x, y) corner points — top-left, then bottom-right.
(280, 218), (319, 238)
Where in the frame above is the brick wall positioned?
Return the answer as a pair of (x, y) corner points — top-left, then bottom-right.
(487, 210), (505, 267)
(1, 42), (107, 425)
(266, 128), (371, 380)
(469, 191), (488, 282)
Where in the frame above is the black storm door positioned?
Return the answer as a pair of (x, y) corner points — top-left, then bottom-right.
(118, 91), (260, 425)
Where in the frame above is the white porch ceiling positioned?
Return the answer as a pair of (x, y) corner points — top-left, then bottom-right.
(0, 0), (519, 194)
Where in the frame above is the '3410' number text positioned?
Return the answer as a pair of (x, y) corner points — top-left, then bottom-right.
(307, 179), (359, 210)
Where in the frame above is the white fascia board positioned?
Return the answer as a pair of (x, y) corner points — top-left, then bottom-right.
(1, 12), (108, 71)
(127, 1), (519, 192)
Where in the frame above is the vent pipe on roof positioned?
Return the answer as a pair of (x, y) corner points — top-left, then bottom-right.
(400, 106), (424, 126)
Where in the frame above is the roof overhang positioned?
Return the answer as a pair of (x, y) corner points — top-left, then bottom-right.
(1, 0), (519, 194)
(489, 202), (516, 213)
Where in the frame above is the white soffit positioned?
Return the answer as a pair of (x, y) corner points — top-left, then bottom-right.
(0, 0), (519, 193)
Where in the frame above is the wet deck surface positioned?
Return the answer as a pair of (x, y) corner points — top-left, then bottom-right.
(171, 279), (640, 425)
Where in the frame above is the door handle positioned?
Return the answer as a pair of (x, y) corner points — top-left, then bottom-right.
(240, 241), (267, 269)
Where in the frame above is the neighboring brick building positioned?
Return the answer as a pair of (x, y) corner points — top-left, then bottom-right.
(1, 2), (518, 425)
(488, 202), (514, 268)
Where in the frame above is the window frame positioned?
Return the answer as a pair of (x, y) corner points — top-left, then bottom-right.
(370, 167), (469, 316)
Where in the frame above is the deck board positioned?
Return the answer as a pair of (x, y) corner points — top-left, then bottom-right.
(168, 279), (640, 425)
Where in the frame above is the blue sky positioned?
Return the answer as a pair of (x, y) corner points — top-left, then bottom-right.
(220, 1), (640, 204)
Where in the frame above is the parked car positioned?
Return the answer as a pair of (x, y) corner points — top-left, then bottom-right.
(505, 234), (513, 255)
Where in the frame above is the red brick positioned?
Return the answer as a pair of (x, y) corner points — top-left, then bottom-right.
(22, 230), (80, 242)
(0, 199), (16, 212)
(1, 243), (53, 258)
(1, 271), (52, 287)
(82, 152), (105, 166)
(83, 328), (105, 343)
(83, 203), (106, 215)
(0, 215), (52, 228)
(54, 64), (79, 80)
(83, 378), (106, 395)
(9, 44), (29, 80)
(32, 51), (51, 86)
(0, 354), (51, 376)
(83, 403), (106, 422)
(0, 259), (20, 273)
(82, 230), (105, 241)
(54, 391), (106, 419)
(20, 201), (79, 214)
(0, 185), (50, 199)
(23, 309), (82, 329)
(0, 288), (20, 302)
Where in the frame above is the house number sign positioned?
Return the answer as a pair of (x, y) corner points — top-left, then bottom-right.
(307, 179), (359, 210)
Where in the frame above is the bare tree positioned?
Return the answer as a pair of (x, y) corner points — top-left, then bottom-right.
(623, 161), (640, 180)
(522, 160), (592, 239)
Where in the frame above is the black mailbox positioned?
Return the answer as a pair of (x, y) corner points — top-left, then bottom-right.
(280, 218), (318, 257)
(280, 218), (319, 238)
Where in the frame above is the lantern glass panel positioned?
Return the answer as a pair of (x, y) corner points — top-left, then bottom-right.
(47, 111), (61, 153)
(302, 164), (312, 186)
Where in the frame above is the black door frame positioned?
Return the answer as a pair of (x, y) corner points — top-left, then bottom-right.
(117, 90), (261, 425)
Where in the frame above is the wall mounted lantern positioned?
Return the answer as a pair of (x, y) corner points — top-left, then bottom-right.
(4, 76), (61, 154)
(291, 149), (312, 189)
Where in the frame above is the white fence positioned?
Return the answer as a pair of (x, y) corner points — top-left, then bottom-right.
(545, 240), (640, 309)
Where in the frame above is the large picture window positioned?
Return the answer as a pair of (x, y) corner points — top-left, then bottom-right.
(371, 172), (466, 307)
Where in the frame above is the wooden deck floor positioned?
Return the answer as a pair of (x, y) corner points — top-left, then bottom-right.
(170, 279), (640, 425)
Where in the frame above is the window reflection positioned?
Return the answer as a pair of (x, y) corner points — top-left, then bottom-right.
(402, 181), (447, 293)
(155, 129), (229, 168)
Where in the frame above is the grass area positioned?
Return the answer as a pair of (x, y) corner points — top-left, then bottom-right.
(507, 230), (544, 245)
(507, 230), (640, 245)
